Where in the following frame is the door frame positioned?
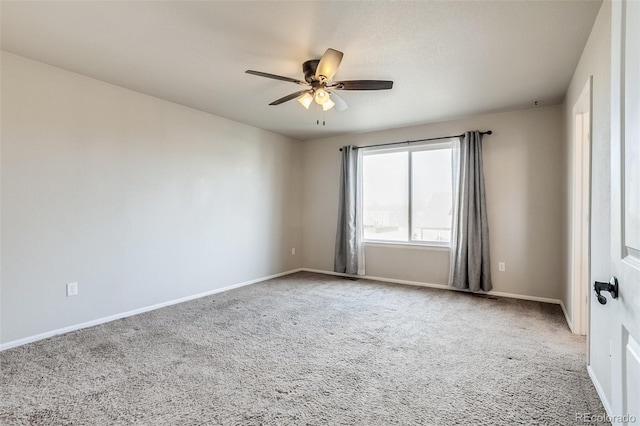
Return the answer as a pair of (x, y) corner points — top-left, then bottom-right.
(570, 77), (593, 341)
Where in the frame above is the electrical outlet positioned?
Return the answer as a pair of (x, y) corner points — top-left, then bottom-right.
(66, 282), (78, 297)
(291, 247), (296, 256)
(498, 262), (506, 272)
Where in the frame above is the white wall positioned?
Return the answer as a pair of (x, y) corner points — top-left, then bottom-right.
(302, 105), (565, 300)
(562, 1), (612, 406)
(0, 52), (303, 345)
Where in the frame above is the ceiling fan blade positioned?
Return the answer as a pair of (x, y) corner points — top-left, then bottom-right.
(329, 92), (348, 111)
(245, 70), (307, 85)
(269, 90), (313, 106)
(331, 80), (394, 90)
(315, 48), (343, 82)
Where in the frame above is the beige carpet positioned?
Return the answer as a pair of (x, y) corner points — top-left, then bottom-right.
(1, 272), (607, 425)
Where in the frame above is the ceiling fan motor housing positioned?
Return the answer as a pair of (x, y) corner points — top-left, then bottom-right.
(302, 60), (320, 83)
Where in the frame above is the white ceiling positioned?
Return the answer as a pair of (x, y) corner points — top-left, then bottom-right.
(1, 1), (601, 141)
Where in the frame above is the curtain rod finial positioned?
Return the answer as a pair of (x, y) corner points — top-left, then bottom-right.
(486, 130), (493, 135)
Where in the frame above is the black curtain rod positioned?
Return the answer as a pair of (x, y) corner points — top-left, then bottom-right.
(339, 130), (492, 151)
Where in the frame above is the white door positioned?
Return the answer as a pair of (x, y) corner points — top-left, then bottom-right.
(607, 0), (640, 422)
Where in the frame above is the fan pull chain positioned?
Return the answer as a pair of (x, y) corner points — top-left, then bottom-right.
(315, 104), (326, 126)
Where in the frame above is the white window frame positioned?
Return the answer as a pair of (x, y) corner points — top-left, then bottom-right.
(362, 140), (454, 248)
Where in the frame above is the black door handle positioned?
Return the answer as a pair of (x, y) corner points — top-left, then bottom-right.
(594, 277), (618, 305)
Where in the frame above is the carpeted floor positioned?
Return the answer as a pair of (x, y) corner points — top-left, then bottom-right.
(1, 272), (607, 425)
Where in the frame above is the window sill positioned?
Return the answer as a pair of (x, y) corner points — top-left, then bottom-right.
(364, 241), (450, 251)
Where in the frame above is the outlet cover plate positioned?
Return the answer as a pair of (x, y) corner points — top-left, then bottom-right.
(66, 282), (78, 297)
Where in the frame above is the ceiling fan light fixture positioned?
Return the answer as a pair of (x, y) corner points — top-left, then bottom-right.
(322, 98), (335, 111)
(297, 92), (313, 109)
(246, 47), (392, 113)
(314, 88), (330, 105)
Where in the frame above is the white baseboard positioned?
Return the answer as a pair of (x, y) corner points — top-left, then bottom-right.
(587, 365), (613, 419)
(302, 267), (450, 289)
(300, 268), (563, 305)
(1, 267), (570, 351)
(559, 300), (574, 332)
(0, 268), (303, 352)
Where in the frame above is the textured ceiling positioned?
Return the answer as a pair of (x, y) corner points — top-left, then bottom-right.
(1, 1), (602, 140)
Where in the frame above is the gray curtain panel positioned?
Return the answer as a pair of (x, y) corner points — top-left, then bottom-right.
(334, 145), (364, 275)
(449, 131), (492, 291)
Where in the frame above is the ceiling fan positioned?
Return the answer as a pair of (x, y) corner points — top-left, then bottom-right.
(245, 48), (393, 112)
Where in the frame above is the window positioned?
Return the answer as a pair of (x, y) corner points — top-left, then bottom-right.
(362, 141), (453, 245)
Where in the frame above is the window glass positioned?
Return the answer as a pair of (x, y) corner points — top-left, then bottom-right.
(363, 151), (409, 241)
(362, 144), (453, 245)
(411, 148), (453, 242)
